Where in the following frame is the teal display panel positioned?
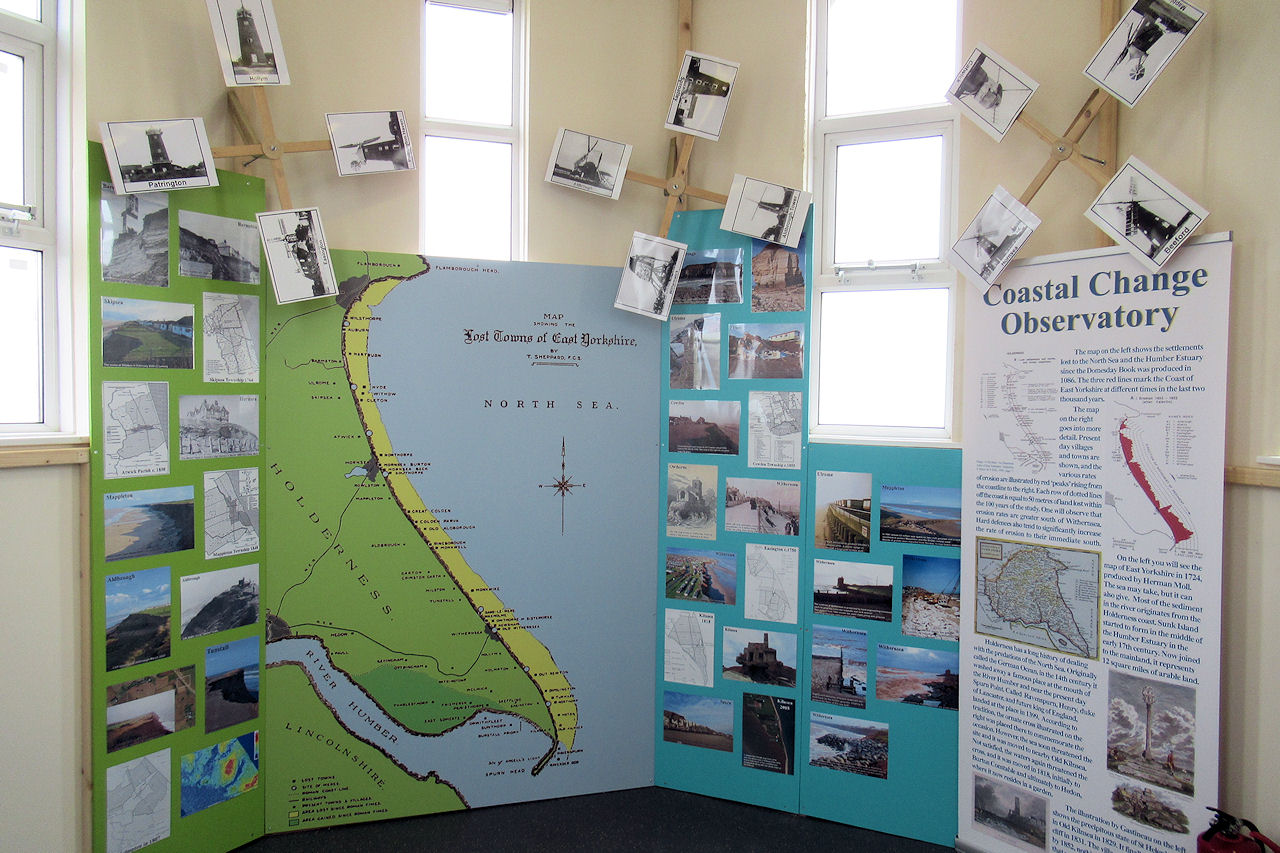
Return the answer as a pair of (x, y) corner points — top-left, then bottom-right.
(655, 208), (812, 812)
(798, 442), (961, 847)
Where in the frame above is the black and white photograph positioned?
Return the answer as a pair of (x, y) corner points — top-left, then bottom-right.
(544, 128), (632, 200)
(948, 185), (1041, 289)
(615, 231), (687, 321)
(257, 207), (339, 304)
(947, 44), (1039, 141)
(325, 111), (416, 176)
(720, 175), (811, 248)
(665, 50), (739, 142)
(1083, 0), (1204, 108)
(205, 0), (291, 86)
(973, 772), (1049, 851)
(1085, 156), (1207, 271)
(180, 564), (259, 640)
(178, 210), (261, 283)
(100, 119), (218, 195)
(100, 183), (169, 286)
(178, 395), (259, 460)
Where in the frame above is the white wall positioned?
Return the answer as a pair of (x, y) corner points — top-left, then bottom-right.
(5, 2), (1269, 849)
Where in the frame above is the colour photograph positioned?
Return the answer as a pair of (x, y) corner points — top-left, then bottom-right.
(665, 546), (737, 605)
(900, 554), (961, 641)
(101, 296), (193, 369)
(674, 247), (743, 305)
(106, 666), (196, 752)
(668, 398), (740, 455)
(973, 772), (1049, 851)
(750, 238), (806, 312)
(813, 469), (873, 553)
(204, 636), (260, 733)
(103, 486), (195, 563)
(662, 690), (734, 752)
(727, 322), (803, 379)
(104, 565), (171, 671)
(812, 558), (892, 621)
(669, 313), (721, 390)
(100, 183), (169, 286)
(723, 477), (800, 536)
(1111, 781), (1190, 834)
(180, 564), (260, 640)
(741, 693), (794, 775)
(810, 623), (868, 709)
(875, 644), (959, 710)
(879, 484), (961, 547)
(808, 712), (888, 779)
(722, 626), (797, 687)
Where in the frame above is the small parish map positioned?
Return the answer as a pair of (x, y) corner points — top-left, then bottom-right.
(744, 542), (798, 624)
(105, 749), (170, 853)
(102, 381), (169, 479)
(203, 292), (260, 382)
(975, 537), (1100, 659)
(664, 609), (716, 687)
(203, 467), (260, 558)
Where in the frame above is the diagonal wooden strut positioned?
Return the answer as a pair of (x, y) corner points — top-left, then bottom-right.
(210, 87), (332, 210)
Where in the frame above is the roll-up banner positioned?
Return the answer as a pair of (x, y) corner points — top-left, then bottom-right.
(958, 235), (1231, 853)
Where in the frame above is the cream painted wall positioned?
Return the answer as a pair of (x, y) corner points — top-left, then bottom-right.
(9, 2), (1266, 849)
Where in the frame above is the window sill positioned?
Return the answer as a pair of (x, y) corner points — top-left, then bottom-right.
(0, 437), (90, 468)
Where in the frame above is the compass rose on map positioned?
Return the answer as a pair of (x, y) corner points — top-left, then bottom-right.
(539, 437), (586, 534)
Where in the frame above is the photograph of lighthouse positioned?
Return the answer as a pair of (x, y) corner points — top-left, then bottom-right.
(206, 0), (291, 86)
(100, 119), (218, 194)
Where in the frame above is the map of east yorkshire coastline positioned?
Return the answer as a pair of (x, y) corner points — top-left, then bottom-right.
(264, 252), (656, 830)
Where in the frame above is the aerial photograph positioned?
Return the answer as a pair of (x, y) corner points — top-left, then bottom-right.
(665, 546), (737, 605)
(741, 692), (795, 775)
(105, 666), (196, 752)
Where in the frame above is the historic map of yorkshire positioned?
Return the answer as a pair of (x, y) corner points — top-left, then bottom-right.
(263, 252), (656, 830)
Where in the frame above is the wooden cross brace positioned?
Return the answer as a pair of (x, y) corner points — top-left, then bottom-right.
(209, 87), (332, 210)
(623, 0), (729, 238)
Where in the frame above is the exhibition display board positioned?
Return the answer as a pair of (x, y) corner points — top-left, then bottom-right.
(957, 237), (1231, 853)
(656, 210), (961, 847)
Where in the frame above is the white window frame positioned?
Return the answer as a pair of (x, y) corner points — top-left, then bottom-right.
(421, 0), (526, 261)
(807, 0), (961, 445)
(1, 0), (73, 439)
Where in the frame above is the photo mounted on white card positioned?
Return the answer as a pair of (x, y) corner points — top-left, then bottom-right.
(665, 51), (739, 142)
(1085, 156), (1207, 271)
(326, 111), (415, 176)
(946, 44), (1039, 142)
(544, 129), (632, 200)
(206, 0), (291, 86)
(615, 232), (688, 321)
(256, 208), (339, 304)
(948, 186), (1041, 289)
(100, 119), (219, 195)
(1083, 0), (1204, 108)
(720, 176), (810, 249)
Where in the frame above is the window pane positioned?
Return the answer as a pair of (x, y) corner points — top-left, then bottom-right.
(422, 136), (511, 260)
(424, 3), (512, 125)
(0, 246), (42, 423)
(818, 287), (949, 429)
(826, 0), (956, 116)
(0, 49), (24, 206)
(833, 135), (943, 266)
(0, 0), (40, 21)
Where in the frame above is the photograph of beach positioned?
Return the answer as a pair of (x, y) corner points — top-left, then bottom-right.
(665, 546), (737, 605)
(662, 690), (734, 752)
(878, 484), (961, 548)
(204, 636), (260, 733)
(103, 486), (195, 563)
(875, 644), (959, 710)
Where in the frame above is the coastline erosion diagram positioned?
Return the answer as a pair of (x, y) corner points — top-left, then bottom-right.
(263, 258), (582, 828)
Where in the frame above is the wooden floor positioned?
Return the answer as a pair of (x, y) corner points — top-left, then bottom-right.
(237, 786), (955, 852)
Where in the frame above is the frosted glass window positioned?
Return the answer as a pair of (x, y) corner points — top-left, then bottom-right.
(0, 246), (42, 423)
(0, 49), (23, 207)
(825, 0), (956, 116)
(422, 136), (511, 260)
(0, 1), (40, 21)
(424, 3), (513, 125)
(818, 287), (950, 430)
(833, 135), (944, 266)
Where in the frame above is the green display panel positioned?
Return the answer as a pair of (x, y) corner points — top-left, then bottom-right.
(88, 143), (267, 853)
